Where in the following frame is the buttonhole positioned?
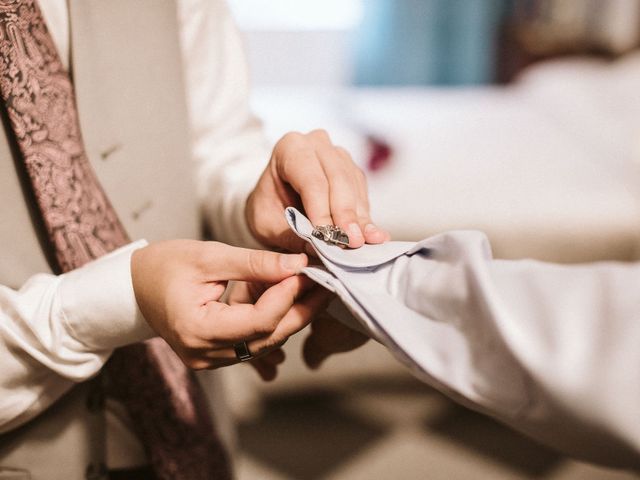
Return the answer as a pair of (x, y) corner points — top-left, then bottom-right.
(131, 200), (153, 220)
(100, 143), (123, 160)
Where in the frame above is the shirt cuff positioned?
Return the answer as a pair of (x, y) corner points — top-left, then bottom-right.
(201, 160), (269, 250)
(58, 240), (155, 351)
(235, 186), (269, 250)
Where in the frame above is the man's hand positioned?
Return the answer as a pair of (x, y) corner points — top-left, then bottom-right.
(302, 313), (370, 369)
(131, 240), (323, 370)
(246, 129), (389, 253)
(245, 130), (385, 371)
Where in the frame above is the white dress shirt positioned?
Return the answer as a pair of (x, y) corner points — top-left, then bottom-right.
(287, 207), (640, 468)
(0, 0), (270, 468)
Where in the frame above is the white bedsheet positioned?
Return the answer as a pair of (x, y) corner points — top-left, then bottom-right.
(252, 52), (640, 263)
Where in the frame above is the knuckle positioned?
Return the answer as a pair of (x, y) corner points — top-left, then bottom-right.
(181, 317), (205, 342)
(354, 166), (366, 182)
(174, 329), (194, 349)
(280, 147), (316, 177)
(306, 175), (327, 191)
(264, 318), (280, 335)
(335, 146), (353, 162)
(253, 318), (278, 337)
(277, 131), (304, 150)
(274, 336), (288, 349)
(247, 250), (267, 277)
(335, 206), (358, 221)
(334, 145), (348, 155)
(308, 128), (330, 141)
(263, 335), (285, 352)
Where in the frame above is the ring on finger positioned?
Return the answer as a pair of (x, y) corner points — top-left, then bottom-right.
(233, 341), (253, 362)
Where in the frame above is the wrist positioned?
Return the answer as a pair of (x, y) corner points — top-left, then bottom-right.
(59, 240), (154, 351)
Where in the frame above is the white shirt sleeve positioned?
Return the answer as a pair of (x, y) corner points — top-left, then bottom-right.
(1, 0), (265, 437)
(178, 0), (271, 249)
(0, 241), (154, 433)
(400, 231), (640, 467)
(288, 205), (640, 467)
(0, 0), (264, 434)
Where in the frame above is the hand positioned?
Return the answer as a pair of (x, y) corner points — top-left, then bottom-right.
(131, 239), (318, 370)
(227, 279), (332, 380)
(246, 129), (390, 253)
(303, 313), (370, 369)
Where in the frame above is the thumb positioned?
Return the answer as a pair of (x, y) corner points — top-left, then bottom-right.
(212, 243), (308, 283)
(276, 230), (316, 257)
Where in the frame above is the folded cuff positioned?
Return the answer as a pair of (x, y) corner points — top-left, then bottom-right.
(58, 240), (154, 351)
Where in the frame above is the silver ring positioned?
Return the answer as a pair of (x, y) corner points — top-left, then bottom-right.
(233, 341), (253, 362)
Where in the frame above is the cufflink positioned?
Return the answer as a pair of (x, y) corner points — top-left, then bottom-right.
(312, 225), (349, 247)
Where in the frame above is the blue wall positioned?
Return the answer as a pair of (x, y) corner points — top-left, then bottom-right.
(354, 0), (510, 86)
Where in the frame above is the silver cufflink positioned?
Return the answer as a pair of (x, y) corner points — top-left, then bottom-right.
(312, 225), (350, 247)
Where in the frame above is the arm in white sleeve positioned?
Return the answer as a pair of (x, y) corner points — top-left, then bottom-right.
(0, 241), (154, 433)
(401, 231), (640, 468)
(178, 0), (271, 248)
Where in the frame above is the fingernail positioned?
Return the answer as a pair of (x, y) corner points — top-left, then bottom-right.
(348, 223), (363, 242)
(280, 254), (305, 273)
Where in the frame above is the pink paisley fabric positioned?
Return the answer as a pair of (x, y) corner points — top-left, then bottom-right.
(0, 1), (230, 478)
(0, 0), (128, 272)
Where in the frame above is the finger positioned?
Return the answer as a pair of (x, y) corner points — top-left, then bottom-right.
(338, 147), (371, 230)
(271, 285), (333, 338)
(197, 280), (228, 305)
(246, 284), (333, 355)
(202, 341), (286, 378)
(275, 136), (333, 226)
(225, 280), (248, 306)
(317, 146), (364, 248)
(338, 148), (388, 245)
(202, 275), (312, 344)
(189, 356), (236, 370)
(206, 243), (308, 282)
(247, 178), (309, 253)
(350, 154), (370, 221)
(227, 280), (269, 306)
(255, 204), (310, 253)
(203, 343), (279, 365)
(208, 283), (332, 359)
(185, 346), (283, 371)
(363, 223), (389, 244)
(351, 160), (376, 238)
(307, 128), (332, 144)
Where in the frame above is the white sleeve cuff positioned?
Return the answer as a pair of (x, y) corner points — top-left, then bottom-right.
(200, 158), (269, 250)
(58, 240), (155, 351)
